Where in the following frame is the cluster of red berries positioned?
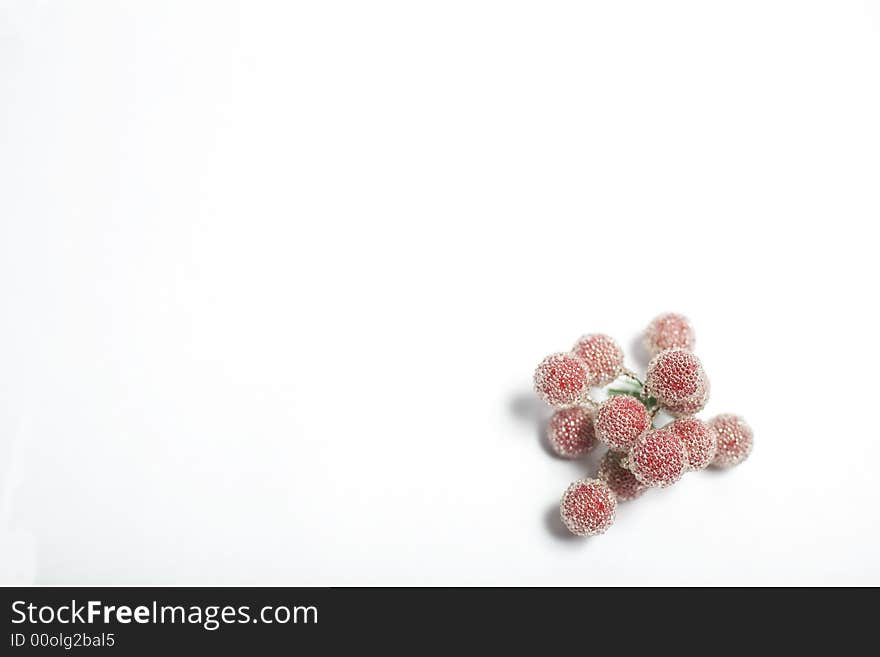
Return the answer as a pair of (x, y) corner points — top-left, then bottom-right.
(535, 313), (753, 537)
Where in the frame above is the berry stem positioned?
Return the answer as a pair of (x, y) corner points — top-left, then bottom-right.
(607, 377), (659, 412)
(649, 404), (664, 426)
(577, 394), (599, 411)
(607, 387), (642, 398)
(621, 368), (644, 387)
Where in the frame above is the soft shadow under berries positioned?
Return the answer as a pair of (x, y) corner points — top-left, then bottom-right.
(544, 503), (582, 542)
(509, 391), (555, 457)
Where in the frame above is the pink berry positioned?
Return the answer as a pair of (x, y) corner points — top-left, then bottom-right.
(572, 334), (624, 386)
(559, 479), (617, 536)
(595, 395), (650, 450)
(709, 414), (753, 468)
(534, 352), (592, 407)
(644, 312), (695, 355)
(667, 417), (716, 470)
(627, 427), (687, 488)
(645, 348), (709, 410)
(662, 377), (711, 417)
(598, 450), (647, 502)
(547, 407), (597, 458)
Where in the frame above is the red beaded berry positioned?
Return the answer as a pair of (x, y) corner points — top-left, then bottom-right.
(627, 427), (687, 488)
(645, 348), (709, 411)
(572, 334), (624, 386)
(598, 450), (647, 502)
(667, 417), (716, 470)
(644, 312), (695, 355)
(662, 376), (711, 417)
(534, 352), (593, 407)
(559, 479), (617, 536)
(547, 407), (597, 458)
(595, 395), (650, 451)
(709, 414), (753, 468)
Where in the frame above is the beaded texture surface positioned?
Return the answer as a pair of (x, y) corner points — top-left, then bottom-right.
(535, 314), (754, 537)
(709, 414), (754, 468)
(572, 334), (624, 387)
(534, 352), (592, 407)
(595, 395), (650, 451)
(628, 427), (688, 488)
(559, 479), (617, 536)
(667, 417), (717, 470)
(547, 407), (597, 458)
(644, 312), (695, 355)
(645, 348), (708, 408)
(598, 450), (647, 502)
(662, 377), (710, 417)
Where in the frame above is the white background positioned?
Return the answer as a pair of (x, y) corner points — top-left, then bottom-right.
(2, 1), (879, 585)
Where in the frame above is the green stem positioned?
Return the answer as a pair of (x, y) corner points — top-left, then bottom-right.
(607, 381), (659, 411)
(607, 388), (641, 397)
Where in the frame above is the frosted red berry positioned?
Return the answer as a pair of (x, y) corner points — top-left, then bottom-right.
(534, 352), (592, 407)
(595, 395), (650, 451)
(598, 450), (647, 502)
(709, 414), (753, 468)
(559, 479), (617, 536)
(667, 417), (716, 470)
(572, 334), (624, 386)
(662, 376), (711, 417)
(645, 348), (709, 411)
(547, 407), (597, 458)
(644, 312), (695, 355)
(627, 427), (687, 488)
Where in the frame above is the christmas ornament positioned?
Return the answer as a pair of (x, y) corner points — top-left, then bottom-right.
(532, 313), (753, 536)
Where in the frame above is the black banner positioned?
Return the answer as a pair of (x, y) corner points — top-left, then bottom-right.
(0, 587), (869, 652)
